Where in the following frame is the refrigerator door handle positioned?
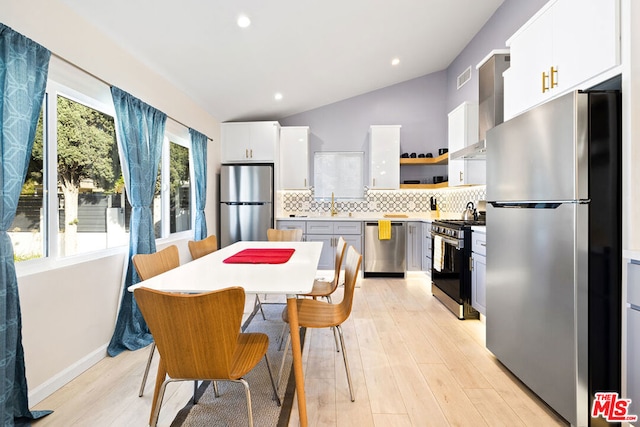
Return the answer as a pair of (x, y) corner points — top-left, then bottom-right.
(223, 202), (267, 206)
(489, 201), (563, 209)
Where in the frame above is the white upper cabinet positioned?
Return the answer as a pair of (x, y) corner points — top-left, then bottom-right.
(221, 121), (280, 163)
(279, 126), (309, 189)
(448, 102), (482, 186)
(369, 125), (400, 189)
(504, 0), (620, 120)
(503, 7), (553, 119)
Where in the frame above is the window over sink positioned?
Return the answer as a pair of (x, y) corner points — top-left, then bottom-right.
(313, 151), (364, 200)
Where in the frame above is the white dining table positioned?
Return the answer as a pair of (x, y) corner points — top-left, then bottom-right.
(128, 240), (323, 427)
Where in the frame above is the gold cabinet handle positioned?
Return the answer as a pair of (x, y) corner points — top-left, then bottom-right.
(459, 171), (463, 182)
(245, 148), (249, 158)
(249, 149), (253, 158)
(304, 178), (307, 187)
(470, 256), (474, 271)
(550, 66), (558, 89)
(542, 71), (549, 93)
(373, 178), (376, 187)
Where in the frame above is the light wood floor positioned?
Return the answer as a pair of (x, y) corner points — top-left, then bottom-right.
(31, 274), (568, 426)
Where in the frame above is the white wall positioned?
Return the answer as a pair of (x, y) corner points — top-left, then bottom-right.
(19, 253), (126, 403)
(2, 0), (221, 405)
(622, 0), (640, 250)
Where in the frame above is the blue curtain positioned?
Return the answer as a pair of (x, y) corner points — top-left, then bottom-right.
(107, 87), (166, 357)
(189, 128), (207, 240)
(0, 24), (52, 423)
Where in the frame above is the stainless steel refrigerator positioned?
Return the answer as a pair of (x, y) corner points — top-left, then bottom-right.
(220, 164), (273, 247)
(486, 89), (621, 427)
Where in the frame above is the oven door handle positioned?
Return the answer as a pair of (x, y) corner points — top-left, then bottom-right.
(432, 234), (462, 248)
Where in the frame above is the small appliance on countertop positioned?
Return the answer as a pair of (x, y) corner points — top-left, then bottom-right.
(462, 202), (477, 221)
(476, 200), (487, 222)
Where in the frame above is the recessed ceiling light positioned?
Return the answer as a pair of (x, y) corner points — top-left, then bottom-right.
(274, 93), (283, 101)
(391, 58), (400, 66)
(237, 15), (251, 28)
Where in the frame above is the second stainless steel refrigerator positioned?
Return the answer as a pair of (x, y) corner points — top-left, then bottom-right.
(220, 164), (273, 247)
(486, 89), (621, 427)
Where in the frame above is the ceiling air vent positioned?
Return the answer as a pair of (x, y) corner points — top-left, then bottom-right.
(457, 66), (472, 90)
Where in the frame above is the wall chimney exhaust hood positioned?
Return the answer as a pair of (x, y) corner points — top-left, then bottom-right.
(450, 50), (510, 160)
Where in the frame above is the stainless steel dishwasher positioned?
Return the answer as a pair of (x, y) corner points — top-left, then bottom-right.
(364, 222), (406, 277)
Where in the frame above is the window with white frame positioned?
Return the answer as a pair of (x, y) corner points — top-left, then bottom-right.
(9, 57), (194, 262)
(169, 140), (191, 233)
(159, 121), (193, 237)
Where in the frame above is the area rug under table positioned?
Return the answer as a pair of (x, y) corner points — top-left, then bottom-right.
(171, 302), (304, 427)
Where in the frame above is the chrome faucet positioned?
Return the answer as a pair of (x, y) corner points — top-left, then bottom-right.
(331, 192), (337, 216)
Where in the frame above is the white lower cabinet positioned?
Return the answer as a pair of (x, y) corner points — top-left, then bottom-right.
(406, 222), (423, 271)
(628, 306), (640, 408)
(274, 220), (305, 233)
(422, 222), (432, 273)
(471, 230), (487, 316)
(305, 234), (335, 270)
(627, 261), (640, 407)
(307, 221), (362, 270)
(275, 220), (363, 271)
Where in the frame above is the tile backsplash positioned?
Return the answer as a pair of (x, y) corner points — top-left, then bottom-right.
(277, 186), (486, 216)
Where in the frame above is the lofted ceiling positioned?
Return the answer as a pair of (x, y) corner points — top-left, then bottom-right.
(60, 0), (505, 122)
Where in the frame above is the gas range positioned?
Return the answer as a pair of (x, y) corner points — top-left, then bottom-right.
(430, 218), (483, 320)
(431, 219), (486, 240)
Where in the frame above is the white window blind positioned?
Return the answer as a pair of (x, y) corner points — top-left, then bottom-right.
(313, 151), (364, 199)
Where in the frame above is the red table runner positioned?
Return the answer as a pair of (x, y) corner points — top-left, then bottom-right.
(223, 248), (295, 264)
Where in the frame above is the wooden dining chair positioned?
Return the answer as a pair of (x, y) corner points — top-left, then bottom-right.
(188, 234), (218, 260)
(251, 228), (304, 321)
(134, 286), (281, 427)
(132, 245), (180, 397)
(277, 236), (347, 351)
(301, 236), (347, 302)
(267, 228), (303, 242)
(278, 245), (362, 401)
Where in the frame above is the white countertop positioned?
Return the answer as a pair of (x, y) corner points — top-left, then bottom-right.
(624, 250), (640, 262)
(276, 212), (461, 222)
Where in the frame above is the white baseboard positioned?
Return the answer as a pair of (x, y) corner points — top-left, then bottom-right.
(28, 344), (109, 406)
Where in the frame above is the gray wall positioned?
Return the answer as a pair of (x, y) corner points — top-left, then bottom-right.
(278, 0), (549, 185)
(280, 71), (449, 183)
(446, 0), (549, 111)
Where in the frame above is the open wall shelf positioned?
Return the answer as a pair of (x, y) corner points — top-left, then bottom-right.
(399, 181), (449, 189)
(400, 153), (448, 165)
